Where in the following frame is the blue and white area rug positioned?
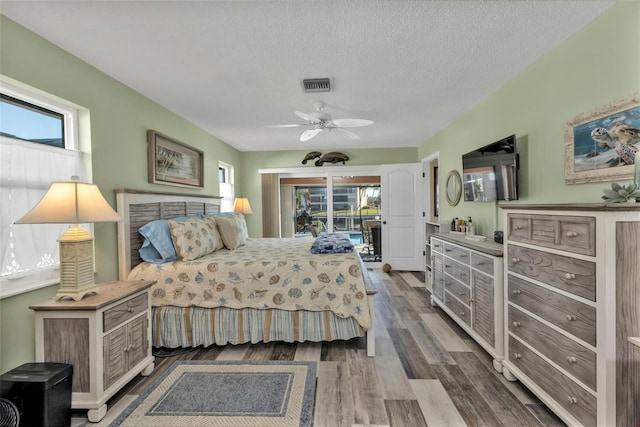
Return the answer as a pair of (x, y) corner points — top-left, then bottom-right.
(110, 360), (316, 427)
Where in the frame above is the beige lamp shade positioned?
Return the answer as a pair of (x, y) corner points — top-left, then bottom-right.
(14, 177), (120, 301)
(15, 179), (121, 224)
(233, 197), (253, 214)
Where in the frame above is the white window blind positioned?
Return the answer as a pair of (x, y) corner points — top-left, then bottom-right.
(1, 79), (87, 298)
(0, 138), (85, 298)
(219, 161), (234, 212)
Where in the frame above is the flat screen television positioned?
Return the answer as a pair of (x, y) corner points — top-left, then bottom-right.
(462, 134), (519, 202)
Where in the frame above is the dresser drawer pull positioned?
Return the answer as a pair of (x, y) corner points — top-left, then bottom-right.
(445, 299), (450, 303)
(515, 225), (523, 230)
(564, 273), (576, 280)
(476, 262), (485, 266)
(459, 254), (468, 258)
(459, 311), (466, 316)
(127, 308), (134, 312)
(566, 231), (578, 237)
(512, 321), (521, 327)
(566, 314), (577, 321)
(512, 257), (521, 263)
(567, 356), (577, 364)
(445, 249), (452, 252)
(458, 291), (465, 296)
(512, 289), (521, 295)
(567, 396), (578, 405)
(513, 353), (522, 359)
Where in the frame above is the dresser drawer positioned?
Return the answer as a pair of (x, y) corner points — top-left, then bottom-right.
(508, 305), (596, 391)
(444, 275), (470, 303)
(444, 291), (470, 326)
(431, 238), (444, 254)
(508, 215), (532, 241)
(507, 214), (596, 256)
(509, 338), (596, 426)
(507, 245), (596, 301)
(443, 243), (470, 264)
(508, 276), (596, 346)
(103, 293), (148, 332)
(444, 259), (470, 285)
(471, 252), (494, 275)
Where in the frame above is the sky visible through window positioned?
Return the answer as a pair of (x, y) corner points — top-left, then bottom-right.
(0, 99), (63, 141)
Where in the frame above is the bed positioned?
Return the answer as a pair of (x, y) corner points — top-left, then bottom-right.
(115, 189), (376, 356)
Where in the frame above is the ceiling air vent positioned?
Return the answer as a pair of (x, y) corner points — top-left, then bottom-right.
(302, 78), (331, 93)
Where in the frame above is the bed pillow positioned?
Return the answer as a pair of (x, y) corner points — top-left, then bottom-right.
(216, 214), (247, 250)
(169, 217), (222, 261)
(139, 215), (201, 263)
(235, 213), (249, 240)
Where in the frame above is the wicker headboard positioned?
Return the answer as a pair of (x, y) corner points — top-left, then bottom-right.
(115, 189), (222, 280)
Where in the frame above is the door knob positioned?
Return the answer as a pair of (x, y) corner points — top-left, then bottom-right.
(383, 221), (387, 224)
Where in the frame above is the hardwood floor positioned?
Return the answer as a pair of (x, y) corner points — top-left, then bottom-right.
(72, 269), (565, 427)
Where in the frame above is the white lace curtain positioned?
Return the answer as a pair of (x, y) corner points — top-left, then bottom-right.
(219, 181), (234, 213)
(0, 136), (85, 297)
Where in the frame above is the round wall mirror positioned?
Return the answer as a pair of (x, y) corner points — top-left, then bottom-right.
(445, 170), (462, 206)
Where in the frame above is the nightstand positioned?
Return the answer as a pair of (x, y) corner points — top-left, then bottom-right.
(30, 280), (155, 422)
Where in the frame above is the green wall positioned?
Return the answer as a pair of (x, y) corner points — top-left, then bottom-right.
(0, 16), (241, 372)
(418, 3), (640, 237)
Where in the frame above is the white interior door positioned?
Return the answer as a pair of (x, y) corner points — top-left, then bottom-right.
(381, 163), (424, 271)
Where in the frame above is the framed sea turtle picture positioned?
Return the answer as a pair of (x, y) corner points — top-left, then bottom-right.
(565, 93), (640, 184)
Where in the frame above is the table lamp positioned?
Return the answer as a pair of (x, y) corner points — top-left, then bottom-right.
(15, 176), (122, 301)
(233, 197), (253, 214)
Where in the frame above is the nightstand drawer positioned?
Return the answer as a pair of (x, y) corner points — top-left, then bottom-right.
(508, 276), (596, 346)
(443, 243), (470, 264)
(507, 245), (596, 301)
(471, 252), (494, 275)
(509, 305), (596, 391)
(444, 291), (470, 326)
(509, 338), (596, 427)
(104, 292), (148, 332)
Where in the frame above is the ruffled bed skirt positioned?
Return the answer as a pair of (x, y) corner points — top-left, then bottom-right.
(151, 306), (365, 348)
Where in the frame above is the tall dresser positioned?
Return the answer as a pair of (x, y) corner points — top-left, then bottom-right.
(501, 204), (640, 427)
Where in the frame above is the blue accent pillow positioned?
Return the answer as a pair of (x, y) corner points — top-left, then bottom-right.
(139, 215), (202, 263)
(138, 212), (234, 263)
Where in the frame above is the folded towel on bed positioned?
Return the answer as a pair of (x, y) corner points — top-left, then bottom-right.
(310, 232), (354, 254)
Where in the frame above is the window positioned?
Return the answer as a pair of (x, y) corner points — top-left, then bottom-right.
(0, 80), (85, 298)
(218, 161), (234, 212)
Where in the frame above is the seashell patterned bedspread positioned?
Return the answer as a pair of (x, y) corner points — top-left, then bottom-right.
(128, 237), (372, 329)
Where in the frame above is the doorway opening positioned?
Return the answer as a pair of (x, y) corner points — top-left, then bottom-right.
(286, 176), (381, 262)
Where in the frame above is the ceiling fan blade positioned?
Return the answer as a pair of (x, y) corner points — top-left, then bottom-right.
(295, 111), (320, 123)
(332, 118), (374, 128)
(265, 124), (304, 128)
(300, 129), (322, 142)
(333, 128), (361, 140)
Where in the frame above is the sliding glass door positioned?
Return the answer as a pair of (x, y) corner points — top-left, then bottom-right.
(294, 186), (327, 234)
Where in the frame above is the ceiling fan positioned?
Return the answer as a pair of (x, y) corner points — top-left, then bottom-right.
(269, 101), (373, 142)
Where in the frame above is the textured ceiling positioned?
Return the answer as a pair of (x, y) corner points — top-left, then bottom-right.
(0, 1), (613, 152)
